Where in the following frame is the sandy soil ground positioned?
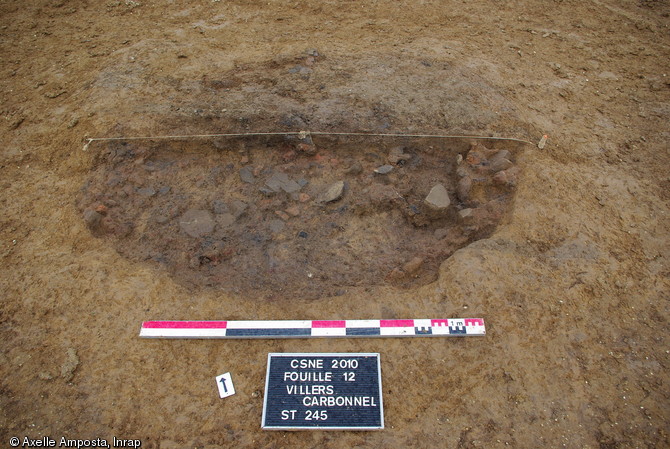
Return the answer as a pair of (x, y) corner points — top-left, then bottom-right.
(1, 1), (669, 448)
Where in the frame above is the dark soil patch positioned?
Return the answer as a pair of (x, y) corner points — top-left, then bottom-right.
(77, 135), (520, 299)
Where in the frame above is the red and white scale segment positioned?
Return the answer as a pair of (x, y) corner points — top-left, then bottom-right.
(139, 318), (485, 339)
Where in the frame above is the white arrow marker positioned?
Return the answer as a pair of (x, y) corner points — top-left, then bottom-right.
(216, 372), (235, 399)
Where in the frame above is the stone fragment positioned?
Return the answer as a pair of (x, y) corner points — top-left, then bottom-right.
(288, 65), (312, 75)
(296, 143), (316, 154)
(465, 150), (487, 166)
(458, 208), (474, 219)
(388, 146), (411, 164)
(285, 206), (301, 217)
(456, 165), (469, 178)
(282, 150), (297, 162)
(345, 161), (363, 175)
(213, 200), (229, 214)
(386, 267), (405, 281)
(367, 184), (401, 206)
(266, 172), (301, 193)
(137, 187), (156, 197)
(239, 166), (255, 183)
(374, 165), (394, 174)
(424, 184), (451, 209)
(489, 150), (511, 163)
(298, 193), (311, 203)
(493, 167), (520, 187)
(320, 181), (345, 203)
(275, 210), (290, 221)
(217, 213), (236, 228)
(457, 177), (472, 202)
(83, 210), (103, 230)
(268, 219), (285, 233)
(489, 158), (513, 173)
(434, 228), (448, 239)
(230, 200), (248, 218)
(179, 209), (215, 238)
(260, 186), (275, 196)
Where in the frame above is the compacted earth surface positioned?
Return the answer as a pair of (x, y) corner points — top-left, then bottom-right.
(1, 1), (669, 448)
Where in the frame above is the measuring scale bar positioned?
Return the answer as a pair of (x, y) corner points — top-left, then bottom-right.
(139, 318), (485, 339)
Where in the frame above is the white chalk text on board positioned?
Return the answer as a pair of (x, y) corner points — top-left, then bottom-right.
(262, 353), (383, 430)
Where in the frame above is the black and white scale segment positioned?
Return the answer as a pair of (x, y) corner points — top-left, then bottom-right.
(262, 353), (383, 430)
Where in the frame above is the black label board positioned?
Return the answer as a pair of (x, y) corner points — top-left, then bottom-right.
(261, 353), (383, 430)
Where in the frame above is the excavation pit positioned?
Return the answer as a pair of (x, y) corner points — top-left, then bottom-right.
(77, 135), (521, 300)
